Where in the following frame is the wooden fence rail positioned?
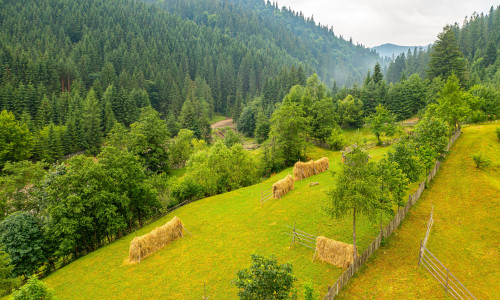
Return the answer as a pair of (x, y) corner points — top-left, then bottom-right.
(323, 128), (461, 299)
(260, 188), (273, 206)
(419, 244), (477, 300)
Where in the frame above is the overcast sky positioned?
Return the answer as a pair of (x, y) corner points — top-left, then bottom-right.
(276, 0), (496, 47)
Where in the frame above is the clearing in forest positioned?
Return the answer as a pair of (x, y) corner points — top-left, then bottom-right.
(42, 146), (394, 299)
(337, 123), (500, 299)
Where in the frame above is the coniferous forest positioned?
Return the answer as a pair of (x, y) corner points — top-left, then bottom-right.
(0, 0), (498, 298)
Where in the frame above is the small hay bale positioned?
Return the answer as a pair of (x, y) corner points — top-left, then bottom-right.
(316, 236), (358, 268)
(309, 182), (319, 187)
(272, 175), (294, 199)
(128, 216), (184, 263)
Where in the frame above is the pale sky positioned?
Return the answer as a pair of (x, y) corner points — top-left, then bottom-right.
(276, 0), (497, 47)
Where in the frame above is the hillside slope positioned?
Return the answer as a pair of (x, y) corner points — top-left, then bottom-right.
(43, 146), (392, 299)
(337, 123), (500, 299)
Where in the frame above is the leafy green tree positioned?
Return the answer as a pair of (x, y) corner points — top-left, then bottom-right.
(12, 276), (55, 300)
(309, 97), (338, 143)
(327, 148), (392, 260)
(366, 105), (397, 145)
(129, 107), (170, 174)
(97, 146), (159, 227)
(234, 254), (296, 300)
(223, 129), (241, 148)
(435, 74), (470, 130)
(0, 212), (47, 277)
(0, 247), (18, 296)
(376, 158), (409, 208)
(169, 129), (195, 168)
(387, 140), (423, 183)
(337, 95), (363, 128)
(0, 111), (32, 168)
(428, 25), (468, 84)
(269, 101), (306, 166)
(44, 156), (125, 256)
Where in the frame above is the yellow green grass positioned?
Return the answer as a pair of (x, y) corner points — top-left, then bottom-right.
(337, 123), (500, 299)
(41, 146), (392, 299)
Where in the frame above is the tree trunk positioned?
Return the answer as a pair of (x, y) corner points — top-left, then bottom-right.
(353, 207), (357, 261)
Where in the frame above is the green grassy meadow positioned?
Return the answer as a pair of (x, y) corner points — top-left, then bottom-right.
(41, 145), (392, 299)
(337, 123), (500, 299)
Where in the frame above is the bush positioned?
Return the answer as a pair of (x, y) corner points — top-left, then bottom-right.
(12, 276), (55, 300)
(496, 127), (500, 141)
(472, 152), (491, 168)
(170, 176), (205, 204)
(303, 282), (317, 300)
(327, 128), (346, 151)
(234, 254), (296, 299)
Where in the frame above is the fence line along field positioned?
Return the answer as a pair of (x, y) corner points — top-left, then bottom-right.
(42, 146), (392, 299)
(335, 123), (500, 299)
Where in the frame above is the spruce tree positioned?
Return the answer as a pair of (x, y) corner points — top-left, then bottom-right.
(82, 89), (102, 155)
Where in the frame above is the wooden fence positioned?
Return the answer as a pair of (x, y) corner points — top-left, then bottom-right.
(323, 128), (462, 299)
(419, 244), (477, 300)
(260, 188), (273, 206)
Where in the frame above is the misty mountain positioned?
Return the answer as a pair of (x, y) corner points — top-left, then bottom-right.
(372, 43), (431, 58)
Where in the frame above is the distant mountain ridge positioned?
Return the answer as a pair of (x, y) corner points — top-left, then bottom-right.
(372, 43), (431, 58)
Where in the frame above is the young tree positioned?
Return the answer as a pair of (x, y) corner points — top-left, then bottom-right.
(435, 74), (470, 130)
(366, 105), (397, 145)
(234, 254), (296, 300)
(254, 111), (270, 144)
(327, 148), (392, 260)
(0, 111), (32, 168)
(387, 140), (423, 183)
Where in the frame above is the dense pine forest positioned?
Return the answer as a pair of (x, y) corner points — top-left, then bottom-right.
(0, 0), (499, 298)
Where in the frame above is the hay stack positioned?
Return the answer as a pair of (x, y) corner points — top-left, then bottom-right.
(129, 216), (184, 262)
(293, 160), (315, 181)
(293, 157), (329, 181)
(272, 175), (294, 199)
(315, 157), (329, 173)
(316, 236), (358, 268)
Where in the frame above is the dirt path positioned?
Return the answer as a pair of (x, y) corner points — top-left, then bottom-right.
(210, 118), (235, 129)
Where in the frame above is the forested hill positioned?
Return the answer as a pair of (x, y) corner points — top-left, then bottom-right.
(385, 5), (500, 84)
(143, 0), (383, 87)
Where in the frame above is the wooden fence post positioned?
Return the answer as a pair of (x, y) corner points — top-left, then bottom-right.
(418, 239), (423, 266)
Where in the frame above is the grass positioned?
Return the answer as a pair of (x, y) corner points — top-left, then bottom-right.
(41, 145), (393, 299)
(342, 126), (406, 146)
(336, 123), (500, 299)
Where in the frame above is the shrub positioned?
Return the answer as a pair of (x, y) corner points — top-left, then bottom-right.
(327, 127), (346, 151)
(496, 127), (500, 141)
(472, 152), (491, 168)
(12, 276), (55, 300)
(303, 282), (317, 300)
(234, 254), (296, 299)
